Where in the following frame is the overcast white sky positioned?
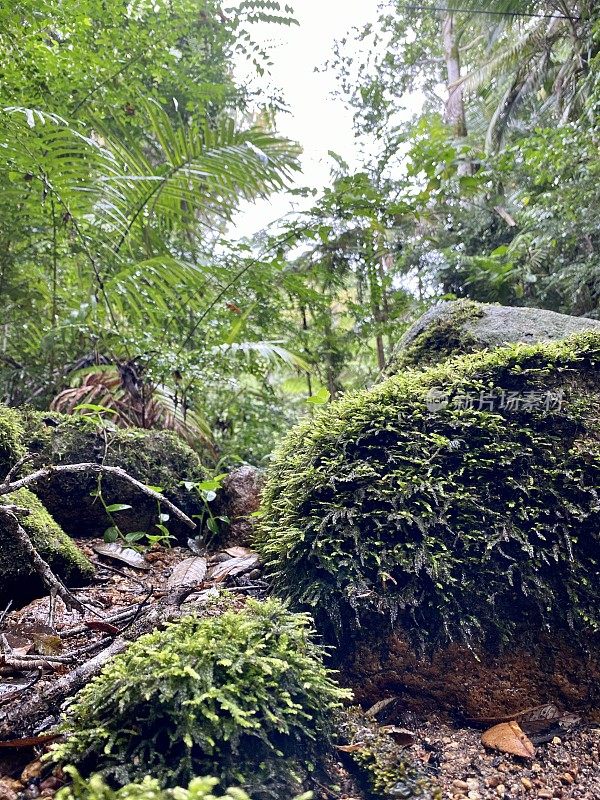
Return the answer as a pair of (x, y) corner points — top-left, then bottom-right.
(230, 0), (382, 239)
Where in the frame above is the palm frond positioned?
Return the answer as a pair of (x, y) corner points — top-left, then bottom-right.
(212, 341), (311, 371)
(93, 99), (301, 253)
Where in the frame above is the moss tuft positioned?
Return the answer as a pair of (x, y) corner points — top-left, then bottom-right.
(338, 710), (441, 799)
(256, 332), (600, 650)
(0, 488), (94, 604)
(56, 769), (313, 800)
(51, 599), (351, 797)
(394, 299), (483, 370)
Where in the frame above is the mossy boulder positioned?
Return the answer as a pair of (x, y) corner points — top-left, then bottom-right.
(394, 299), (600, 370)
(256, 333), (600, 714)
(21, 411), (207, 540)
(51, 598), (350, 797)
(0, 488), (94, 605)
(0, 406), (26, 478)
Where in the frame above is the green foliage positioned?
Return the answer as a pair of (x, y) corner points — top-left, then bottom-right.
(51, 599), (351, 796)
(57, 769), (312, 800)
(0, 406), (26, 479)
(256, 332), (600, 648)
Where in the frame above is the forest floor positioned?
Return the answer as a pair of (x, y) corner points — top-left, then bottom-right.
(0, 539), (598, 800)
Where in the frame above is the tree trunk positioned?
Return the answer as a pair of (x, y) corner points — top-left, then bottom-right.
(442, 12), (467, 139)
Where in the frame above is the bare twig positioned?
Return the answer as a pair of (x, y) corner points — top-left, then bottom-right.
(0, 463), (196, 530)
(2, 455), (33, 487)
(0, 589), (209, 740)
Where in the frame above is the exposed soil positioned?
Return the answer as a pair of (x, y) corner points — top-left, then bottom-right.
(410, 718), (600, 800)
(345, 632), (600, 719)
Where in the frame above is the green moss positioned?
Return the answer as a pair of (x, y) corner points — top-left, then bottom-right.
(394, 299), (483, 370)
(338, 711), (440, 799)
(57, 769), (313, 800)
(21, 411), (207, 539)
(51, 598), (351, 797)
(0, 405), (26, 478)
(0, 488), (94, 603)
(256, 332), (600, 649)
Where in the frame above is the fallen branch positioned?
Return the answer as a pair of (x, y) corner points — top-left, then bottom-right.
(0, 587), (200, 740)
(0, 462), (196, 530)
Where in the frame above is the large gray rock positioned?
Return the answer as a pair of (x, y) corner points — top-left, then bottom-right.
(393, 299), (600, 370)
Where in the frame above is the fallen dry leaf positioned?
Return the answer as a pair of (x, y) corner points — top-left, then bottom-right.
(0, 733), (60, 748)
(93, 543), (151, 570)
(467, 703), (560, 731)
(167, 557), (207, 589)
(85, 620), (120, 636)
(223, 546), (255, 558)
(481, 721), (535, 759)
(335, 743), (365, 753)
(381, 725), (415, 747)
(206, 554), (260, 583)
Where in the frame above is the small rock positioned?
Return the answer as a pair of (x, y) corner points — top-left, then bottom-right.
(559, 772), (574, 785)
(452, 780), (470, 791)
(495, 786), (506, 797)
(521, 777), (533, 790)
(552, 736), (562, 745)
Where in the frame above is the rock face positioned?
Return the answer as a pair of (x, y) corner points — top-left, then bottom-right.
(22, 411), (206, 540)
(394, 299), (600, 370)
(256, 332), (600, 713)
(0, 488), (94, 605)
(219, 466), (264, 544)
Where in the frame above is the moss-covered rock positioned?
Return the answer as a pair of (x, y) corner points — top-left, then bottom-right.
(51, 598), (351, 797)
(0, 406), (26, 478)
(256, 333), (600, 712)
(394, 300), (600, 370)
(21, 411), (207, 540)
(0, 488), (94, 605)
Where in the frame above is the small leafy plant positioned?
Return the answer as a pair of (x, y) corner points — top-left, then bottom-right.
(51, 599), (351, 796)
(185, 468), (229, 543)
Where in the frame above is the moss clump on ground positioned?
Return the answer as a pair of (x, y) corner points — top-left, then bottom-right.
(56, 769), (313, 800)
(51, 598), (351, 797)
(256, 332), (600, 651)
(338, 711), (440, 800)
(0, 488), (94, 604)
(21, 411), (207, 539)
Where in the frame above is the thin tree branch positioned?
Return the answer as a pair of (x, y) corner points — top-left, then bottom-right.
(0, 463), (196, 530)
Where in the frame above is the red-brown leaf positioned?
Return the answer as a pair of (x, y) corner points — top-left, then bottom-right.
(481, 721), (535, 759)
